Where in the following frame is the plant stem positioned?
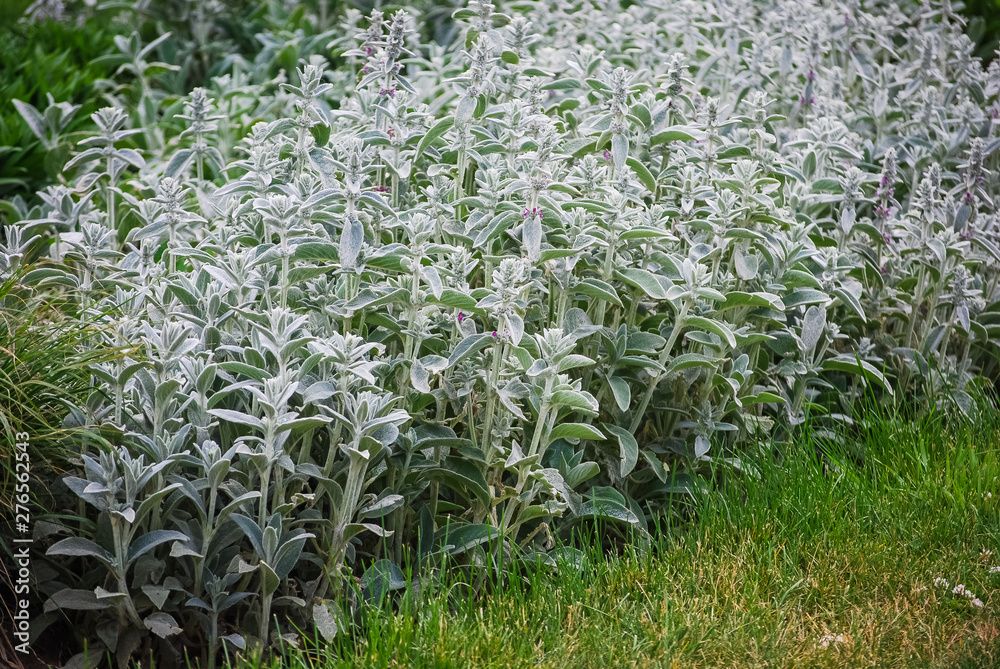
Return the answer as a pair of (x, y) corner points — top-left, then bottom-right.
(629, 302), (689, 434)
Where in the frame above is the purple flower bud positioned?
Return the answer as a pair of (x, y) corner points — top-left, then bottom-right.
(880, 264), (888, 275)
(458, 312), (465, 322)
(491, 330), (498, 338)
(807, 70), (815, 81)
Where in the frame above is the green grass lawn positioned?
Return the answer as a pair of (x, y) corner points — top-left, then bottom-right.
(247, 407), (1000, 669)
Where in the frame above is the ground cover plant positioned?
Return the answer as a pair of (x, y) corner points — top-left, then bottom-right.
(2, 0), (1000, 666)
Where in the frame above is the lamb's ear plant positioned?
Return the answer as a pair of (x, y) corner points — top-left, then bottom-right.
(6, 0), (1000, 664)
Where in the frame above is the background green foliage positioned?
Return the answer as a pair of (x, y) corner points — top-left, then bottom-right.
(964, 0), (1000, 60)
(0, 0), (355, 203)
(0, 16), (120, 198)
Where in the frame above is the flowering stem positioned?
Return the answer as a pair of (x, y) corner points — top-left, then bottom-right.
(630, 302), (689, 433)
(527, 379), (554, 458)
(106, 156), (117, 245)
(454, 147), (468, 205)
(480, 333), (506, 461)
(280, 233), (290, 309)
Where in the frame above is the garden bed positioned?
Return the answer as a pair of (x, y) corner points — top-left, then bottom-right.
(1, 0), (999, 666)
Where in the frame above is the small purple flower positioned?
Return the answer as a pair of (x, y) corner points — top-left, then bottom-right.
(880, 264), (888, 275)
(491, 330), (498, 338)
(882, 231), (892, 244)
(373, 185), (390, 192)
(960, 230), (975, 241)
(458, 311), (465, 322)
(844, 15), (851, 25)
(807, 70), (815, 81)
(603, 149), (612, 162)
(378, 86), (397, 98)
(365, 46), (373, 56)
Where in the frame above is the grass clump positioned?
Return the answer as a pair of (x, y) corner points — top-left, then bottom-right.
(0, 266), (113, 509)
